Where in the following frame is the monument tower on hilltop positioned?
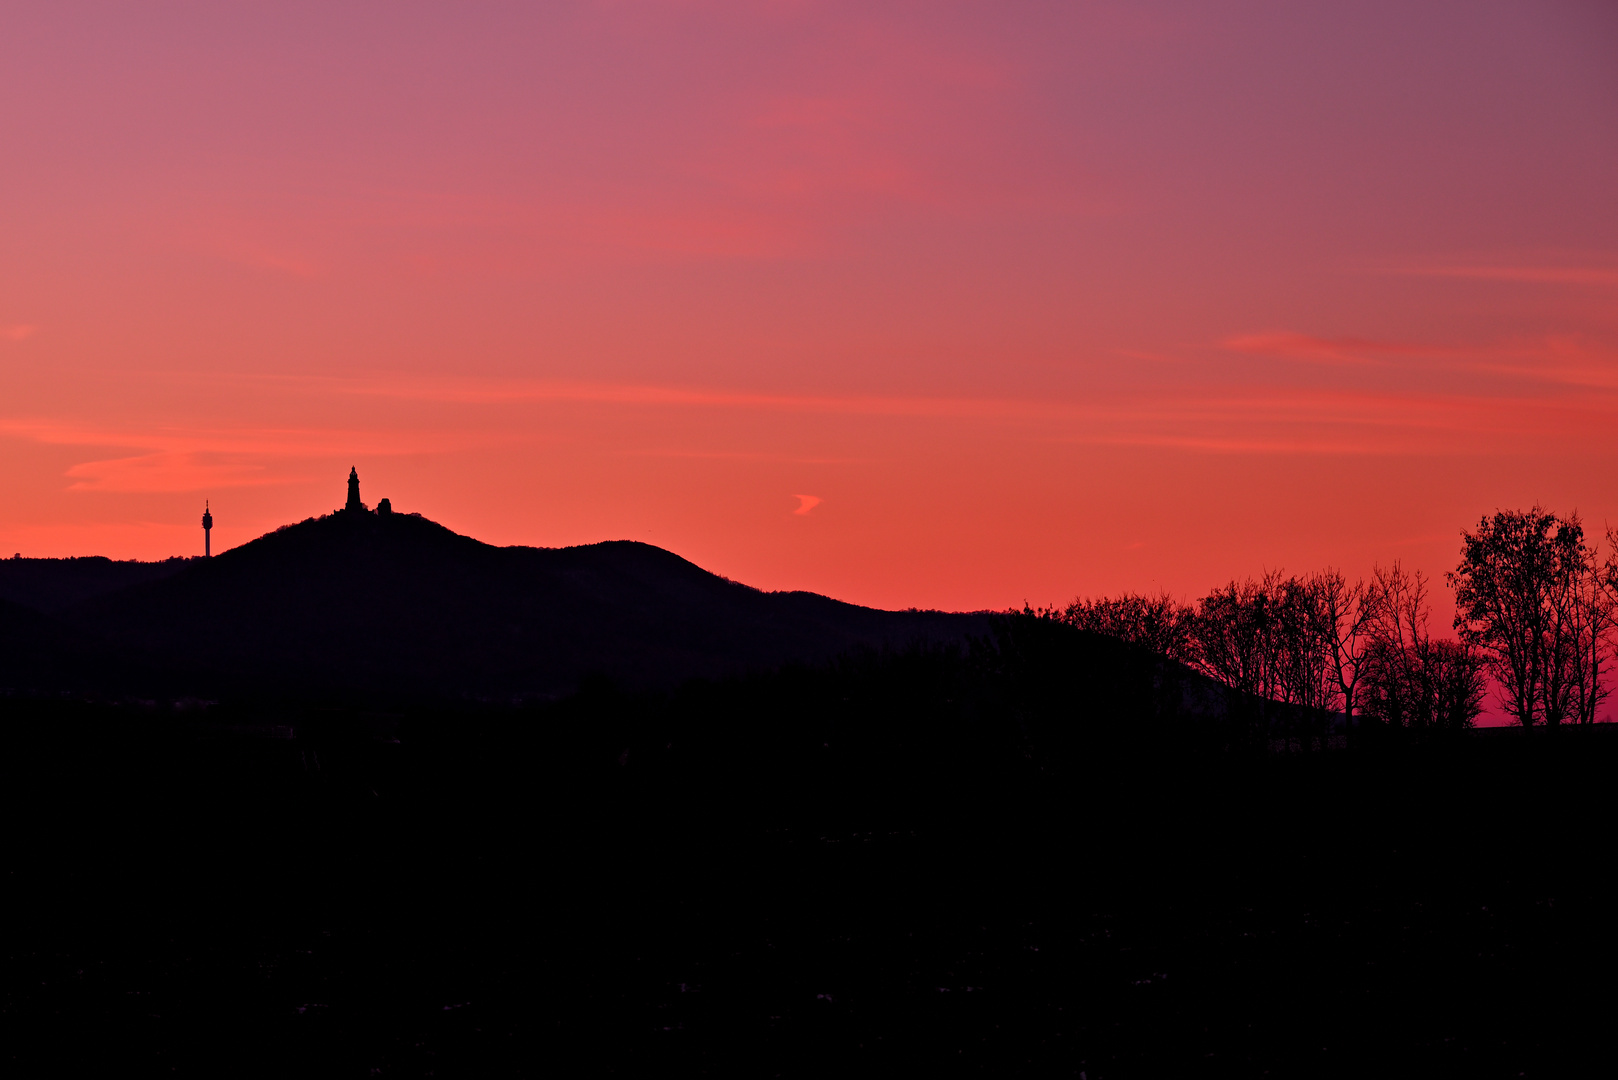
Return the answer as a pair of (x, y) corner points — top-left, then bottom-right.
(345, 467), (365, 513)
(201, 500), (212, 557)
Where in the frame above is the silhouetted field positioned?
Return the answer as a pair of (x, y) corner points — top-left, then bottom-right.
(2, 515), (1611, 1075)
(5, 629), (1615, 1078)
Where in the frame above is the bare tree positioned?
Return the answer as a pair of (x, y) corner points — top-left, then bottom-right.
(1538, 515), (1590, 727)
(1362, 562), (1433, 728)
(1448, 507), (1592, 727)
(1567, 529), (1618, 725)
(1359, 562), (1485, 731)
(1193, 573), (1280, 702)
(1308, 569), (1378, 735)
(1428, 639), (1489, 729)
(1062, 591), (1198, 664)
(1274, 576), (1341, 749)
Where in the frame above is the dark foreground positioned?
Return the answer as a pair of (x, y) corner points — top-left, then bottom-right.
(4, 688), (1616, 1078)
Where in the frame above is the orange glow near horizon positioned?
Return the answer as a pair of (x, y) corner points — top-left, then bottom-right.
(2, 0), (1617, 645)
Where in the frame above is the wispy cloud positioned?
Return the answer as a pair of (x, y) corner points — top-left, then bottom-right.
(1221, 331), (1455, 365)
(13, 349), (1618, 500)
(295, 370), (1618, 455)
(792, 494), (821, 515)
(1051, 386), (1618, 455)
(270, 372), (1109, 421)
(1222, 330), (1618, 389)
(3, 324), (38, 341)
(63, 453), (286, 494)
(1386, 265), (1618, 287)
(0, 418), (473, 493)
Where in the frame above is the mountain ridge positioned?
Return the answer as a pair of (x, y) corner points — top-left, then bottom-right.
(9, 508), (988, 699)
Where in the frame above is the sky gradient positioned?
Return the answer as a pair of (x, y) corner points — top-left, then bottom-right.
(3, 0), (1617, 628)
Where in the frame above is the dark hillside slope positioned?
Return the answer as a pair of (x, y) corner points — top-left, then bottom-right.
(0, 599), (155, 694)
(0, 555), (188, 615)
(69, 510), (987, 698)
(0, 599), (89, 691)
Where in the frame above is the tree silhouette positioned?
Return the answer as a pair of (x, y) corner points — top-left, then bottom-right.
(1359, 562), (1485, 730)
(1066, 563), (1485, 740)
(1189, 572), (1338, 748)
(1448, 508), (1606, 727)
(1595, 528), (1618, 720)
(1062, 591), (1198, 663)
(1273, 574), (1336, 717)
(1308, 569), (1378, 736)
(1565, 526), (1617, 724)
(1191, 574), (1276, 704)
(1428, 639), (1489, 729)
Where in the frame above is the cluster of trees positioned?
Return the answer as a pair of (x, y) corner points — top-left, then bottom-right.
(1062, 507), (1618, 731)
(1064, 564), (1486, 734)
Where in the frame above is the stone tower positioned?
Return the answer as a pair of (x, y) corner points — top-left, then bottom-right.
(345, 467), (365, 512)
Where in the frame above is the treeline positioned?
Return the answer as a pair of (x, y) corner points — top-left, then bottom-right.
(1062, 506), (1618, 731)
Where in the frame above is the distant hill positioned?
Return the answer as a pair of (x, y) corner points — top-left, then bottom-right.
(52, 509), (988, 699)
(0, 555), (188, 615)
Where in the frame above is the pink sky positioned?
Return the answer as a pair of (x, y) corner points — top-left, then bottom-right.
(3, 0), (1616, 651)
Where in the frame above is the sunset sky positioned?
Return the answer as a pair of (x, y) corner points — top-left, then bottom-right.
(3, 0), (1616, 623)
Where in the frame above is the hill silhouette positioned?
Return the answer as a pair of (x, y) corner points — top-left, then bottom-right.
(0, 554), (187, 615)
(56, 509), (987, 699)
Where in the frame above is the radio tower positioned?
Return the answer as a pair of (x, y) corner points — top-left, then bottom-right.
(202, 500), (213, 558)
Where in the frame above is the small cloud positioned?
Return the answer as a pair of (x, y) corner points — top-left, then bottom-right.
(1222, 331), (1356, 362)
(792, 494), (821, 516)
(3, 324), (39, 341)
